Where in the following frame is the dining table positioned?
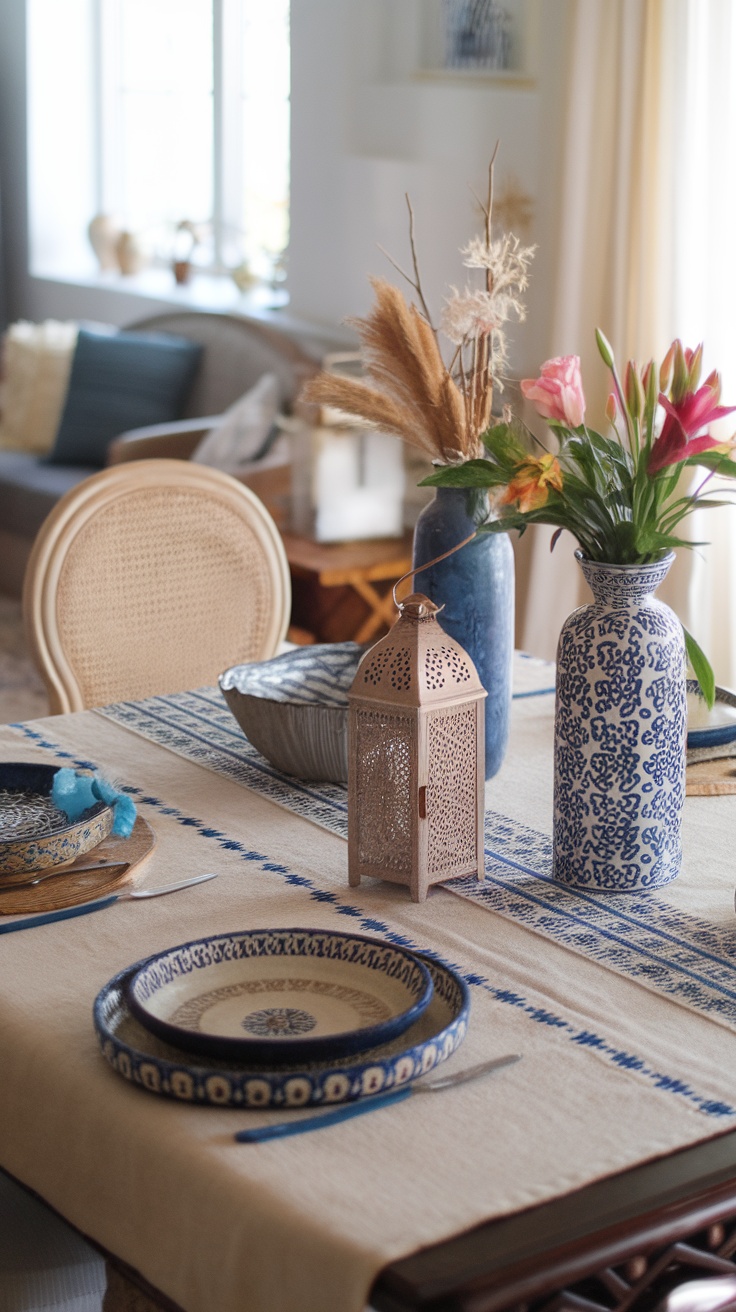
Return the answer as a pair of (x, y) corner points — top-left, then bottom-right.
(0, 653), (735, 1312)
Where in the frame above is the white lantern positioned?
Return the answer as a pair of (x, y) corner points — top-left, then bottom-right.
(347, 594), (486, 902)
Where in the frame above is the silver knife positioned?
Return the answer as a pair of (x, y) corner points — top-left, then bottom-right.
(0, 872), (218, 935)
(234, 1053), (522, 1143)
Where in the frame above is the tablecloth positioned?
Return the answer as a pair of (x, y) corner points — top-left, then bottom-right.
(0, 664), (734, 1312)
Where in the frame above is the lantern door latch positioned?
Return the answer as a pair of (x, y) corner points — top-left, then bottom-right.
(418, 785), (427, 819)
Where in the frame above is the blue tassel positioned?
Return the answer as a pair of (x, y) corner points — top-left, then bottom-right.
(51, 768), (137, 838)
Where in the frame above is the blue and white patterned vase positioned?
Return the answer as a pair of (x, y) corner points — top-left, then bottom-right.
(553, 551), (686, 891)
(412, 486), (514, 778)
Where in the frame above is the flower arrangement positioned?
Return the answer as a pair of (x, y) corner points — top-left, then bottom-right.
(423, 330), (736, 701)
(302, 154), (535, 465)
(300, 152), (736, 705)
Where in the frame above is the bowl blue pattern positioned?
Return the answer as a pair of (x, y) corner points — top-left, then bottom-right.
(123, 927), (435, 1064)
(219, 643), (366, 782)
(94, 952), (470, 1109)
(0, 763), (114, 876)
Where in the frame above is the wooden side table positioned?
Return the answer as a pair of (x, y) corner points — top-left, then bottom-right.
(238, 464), (413, 644)
(282, 530), (414, 644)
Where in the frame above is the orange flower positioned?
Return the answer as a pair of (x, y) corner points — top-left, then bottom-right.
(500, 453), (563, 513)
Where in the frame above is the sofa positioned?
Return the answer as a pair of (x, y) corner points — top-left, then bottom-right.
(0, 310), (319, 596)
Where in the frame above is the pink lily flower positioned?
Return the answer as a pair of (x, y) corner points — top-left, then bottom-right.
(648, 379), (736, 472)
(520, 355), (586, 428)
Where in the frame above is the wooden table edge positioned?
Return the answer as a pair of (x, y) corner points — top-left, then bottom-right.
(371, 1126), (736, 1311)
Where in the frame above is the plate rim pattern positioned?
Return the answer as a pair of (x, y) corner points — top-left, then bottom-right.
(94, 953), (469, 1109)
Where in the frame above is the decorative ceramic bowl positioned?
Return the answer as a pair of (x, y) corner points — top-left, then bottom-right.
(219, 643), (365, 781)
(123, 927), (434, 1064)
(0, 763), (114, 876)
(94, 952), (469, 1109)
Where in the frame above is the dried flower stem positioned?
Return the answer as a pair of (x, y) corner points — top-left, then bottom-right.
(300, 147), (534, 465)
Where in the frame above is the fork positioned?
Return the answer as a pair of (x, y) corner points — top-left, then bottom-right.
(234, 1053), (522, 1143)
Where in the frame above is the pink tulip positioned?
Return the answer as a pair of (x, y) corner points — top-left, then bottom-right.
(648, 379), (736, 473)
(521, 355), (586, 428)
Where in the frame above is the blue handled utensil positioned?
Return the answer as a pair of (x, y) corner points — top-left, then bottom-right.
(0, 872), (218, 935)
(234, 1053), (522, 1143)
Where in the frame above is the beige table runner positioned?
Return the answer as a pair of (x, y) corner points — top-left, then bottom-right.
(0, 709), (734, 1312)
(95, 666), (736, 1033)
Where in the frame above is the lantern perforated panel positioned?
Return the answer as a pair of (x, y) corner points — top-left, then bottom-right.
(360, 646), (412, 692)
(354, 707), (416, 871)
(427, 705), (479, 874)
(423, 644), (474, 690)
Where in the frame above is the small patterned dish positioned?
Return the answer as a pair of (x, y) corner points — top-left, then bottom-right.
(686, 681), (736, 752)
(0, 763), (114, 877)
(123, 927), (434, 1064)
(95, 953), (469, 1109)
(219, 643), (365, 782)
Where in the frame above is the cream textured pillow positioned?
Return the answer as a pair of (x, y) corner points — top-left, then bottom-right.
(0, 320), (78, 454)
(190, 373), (280, 473)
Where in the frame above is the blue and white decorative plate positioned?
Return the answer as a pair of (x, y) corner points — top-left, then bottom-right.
(0, 763), (114, 877)
(687, 681), (736, 752)
(94, 953), (469, 1109)
(219, 643), (365, 782)
(123, 928), (434, 1064)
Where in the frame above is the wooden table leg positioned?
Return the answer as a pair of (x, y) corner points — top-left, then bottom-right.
(349, 574), (400, 643)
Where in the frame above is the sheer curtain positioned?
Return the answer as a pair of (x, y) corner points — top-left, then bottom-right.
(518, 0), (688, 660)
(671, 1), (736, 687)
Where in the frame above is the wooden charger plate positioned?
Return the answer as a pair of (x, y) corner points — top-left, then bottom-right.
(0, 816), (156, 916)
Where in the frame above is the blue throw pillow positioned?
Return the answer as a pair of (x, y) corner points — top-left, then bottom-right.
(46, 328), (202, 467)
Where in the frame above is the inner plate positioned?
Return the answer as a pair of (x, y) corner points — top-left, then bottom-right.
(124, 928), (434, 1064)
(0, 763), (113, 876)
(95, 954), (469, 1109)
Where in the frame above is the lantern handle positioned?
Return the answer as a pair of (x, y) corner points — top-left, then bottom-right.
(392, 531), (476, 611)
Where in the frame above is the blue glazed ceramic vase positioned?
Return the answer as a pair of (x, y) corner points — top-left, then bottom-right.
(412, 486), (514, 779)
(553, 551), (686, 892)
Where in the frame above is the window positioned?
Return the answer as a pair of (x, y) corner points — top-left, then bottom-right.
(28, 0), (290, 285)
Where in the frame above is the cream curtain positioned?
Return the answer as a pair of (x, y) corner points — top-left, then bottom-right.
(671, 0), (736, 688)
(518, 0), (687, 659)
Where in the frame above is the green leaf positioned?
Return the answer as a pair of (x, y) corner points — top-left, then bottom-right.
(476, 517), (517, 535)
(689, 452), (736, 478)
(480, 421), (527, 470)
(419, 460), (504, 488)
(480, 420), (509, 447)
(684, 626), (715, 709)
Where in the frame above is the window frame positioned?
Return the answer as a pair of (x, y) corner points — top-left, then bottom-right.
(91, 0), (289, 277)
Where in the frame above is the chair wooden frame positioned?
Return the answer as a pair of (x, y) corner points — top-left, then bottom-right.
(23, 459), (291, 714)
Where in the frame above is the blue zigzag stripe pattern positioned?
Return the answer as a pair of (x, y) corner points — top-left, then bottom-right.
(97, 688), (736, 1030)
(11, 720), (735, 1120)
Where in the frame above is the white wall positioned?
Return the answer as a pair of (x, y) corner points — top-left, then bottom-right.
(288, 0), (571, 377)
(1, 0), (571, 376)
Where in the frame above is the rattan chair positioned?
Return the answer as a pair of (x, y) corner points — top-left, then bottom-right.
(23, 458), (290, 713)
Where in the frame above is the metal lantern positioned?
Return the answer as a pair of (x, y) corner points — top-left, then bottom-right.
(347, 593), (486, 902)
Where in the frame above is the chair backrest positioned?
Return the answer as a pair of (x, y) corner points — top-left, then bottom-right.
(23, 459), (290, 713)
(125, 311), (318, 417)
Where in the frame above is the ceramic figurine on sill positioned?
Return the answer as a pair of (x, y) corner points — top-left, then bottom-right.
(172, 219), (199, 285)
(87, 213), (121, 271)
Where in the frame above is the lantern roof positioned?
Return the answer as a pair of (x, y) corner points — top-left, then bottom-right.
(349, 594), (486, 708)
